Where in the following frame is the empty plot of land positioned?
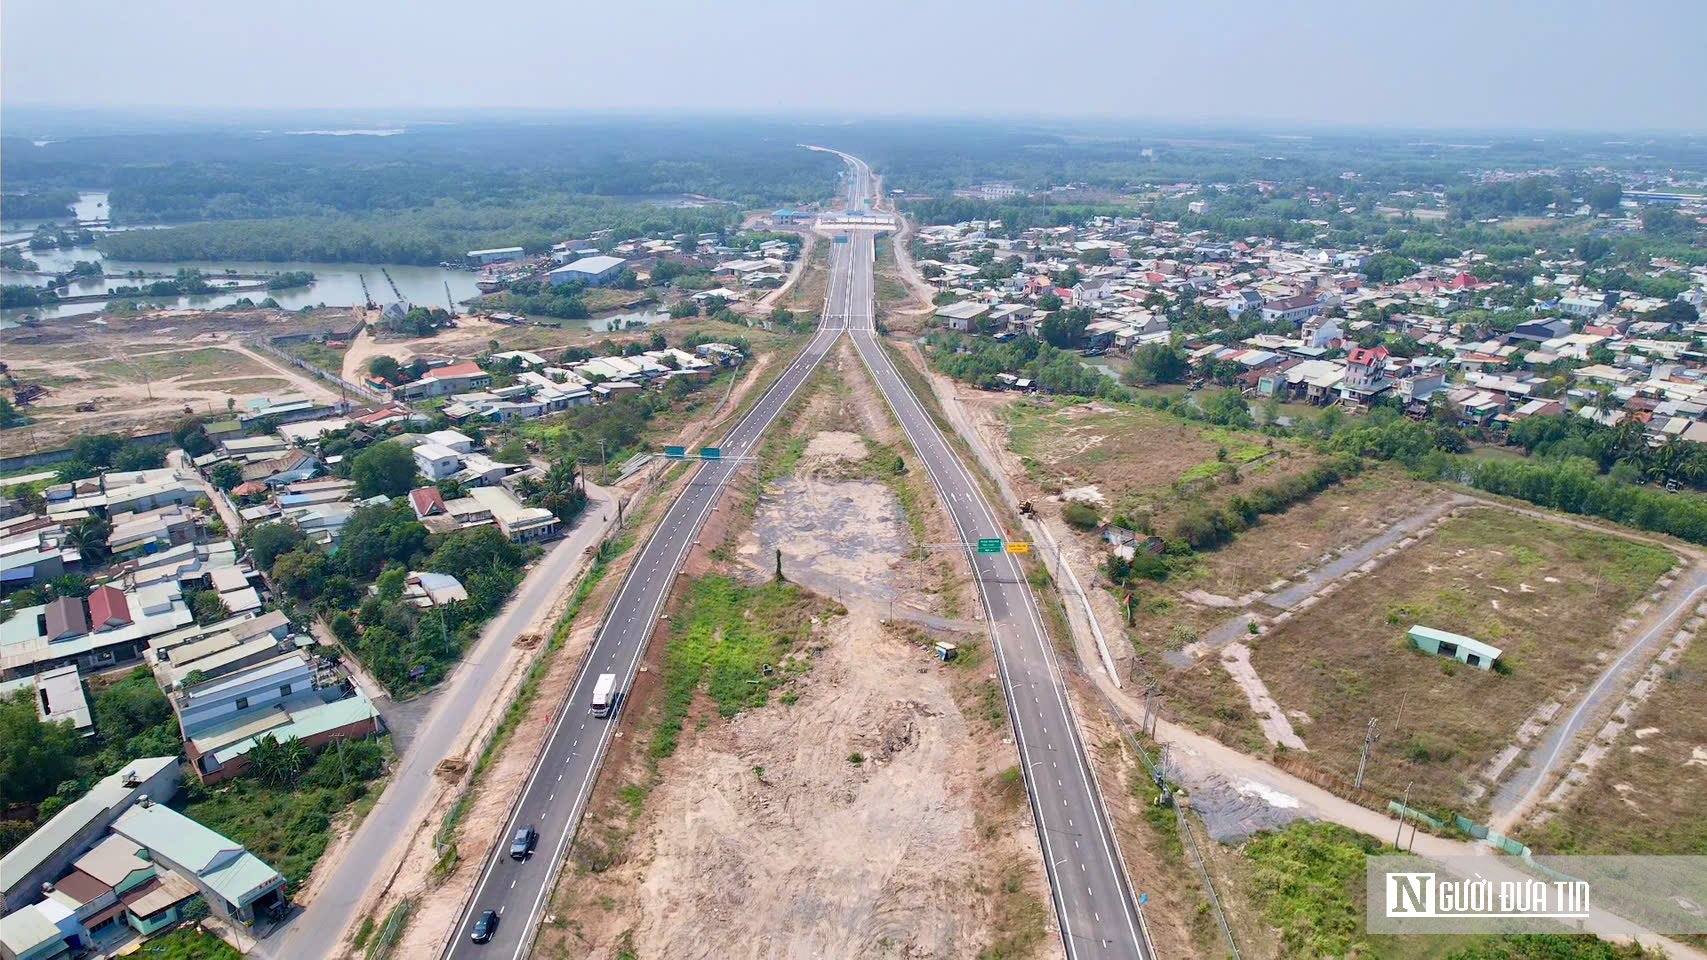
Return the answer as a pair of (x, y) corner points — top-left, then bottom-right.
(1247, 508), (1675, 813)
(1196, 470), (1450, 601)
(1517, 608), (1707, 855)
(4, 335), (337, 451)
(1000, 398), (1327, 531)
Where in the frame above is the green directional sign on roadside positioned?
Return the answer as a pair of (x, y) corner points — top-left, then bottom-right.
(976, 538), (1002, 554)
(664, 446), (686, 460)
(699, 447), (721, 461)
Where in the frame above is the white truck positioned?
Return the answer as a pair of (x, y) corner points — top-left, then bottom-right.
(590, 673), (618, 718)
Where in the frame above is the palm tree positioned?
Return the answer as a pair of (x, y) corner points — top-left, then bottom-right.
(537, 460), (585, 522)
(65, 516), (112, 566)
(1590, 386), (1619, 422)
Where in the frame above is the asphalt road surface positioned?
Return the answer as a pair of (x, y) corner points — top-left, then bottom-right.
(831, 154), (1154, 959)
(442, 251), (855, 960)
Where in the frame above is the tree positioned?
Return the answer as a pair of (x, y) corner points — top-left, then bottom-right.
(171, 417), (215, 458)
(1040, 307), (1091, 349)
(111, 445), (166, 473)
(1202, 389), (1253, 428)
(65, 516), (112, 565)
(1126, 342), (1188, 385)
(533, 459), (587, 522)
(210, 460), (244, 491)
(0, 691), (81, 807)
(0, 397), (25, 429)
(6, 483), (44, 515)
(1587, 181), (1623, 212)
(248, 522), (306, 570)
(369, 355), (403, 384)
(351, 442), (419, 498)
(191, 590), (230, 624)
(271, 549), (328, 600)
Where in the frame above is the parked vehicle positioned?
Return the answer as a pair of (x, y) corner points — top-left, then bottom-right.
(591, 672), (618, 718)
(471, 909), (499, 943)
(510, 825), (537, 860)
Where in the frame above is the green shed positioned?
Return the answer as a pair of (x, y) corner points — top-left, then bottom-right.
(1408, 625), (1502, 670)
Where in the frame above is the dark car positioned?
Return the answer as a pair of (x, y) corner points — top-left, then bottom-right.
(509, 825), (537, 860)
(471, 909), (498, 943)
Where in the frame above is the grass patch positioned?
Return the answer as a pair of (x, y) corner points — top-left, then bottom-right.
(1246, 821), (1390, 957)
(976, 859), (1049, 960)
(652, 575), (838, 759)
(176, 736), (391, 891)
(132, 928), (242, 960)
(281, 339), (349, 371)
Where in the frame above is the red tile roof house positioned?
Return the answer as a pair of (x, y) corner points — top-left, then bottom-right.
(1339, 345), (1393, 405)
(87, 586), (132, 632)
(408, 487), (448, 520)
(398, 361), (490, 400)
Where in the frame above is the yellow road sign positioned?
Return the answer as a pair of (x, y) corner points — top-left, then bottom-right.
(1005, 542), (1031, 554)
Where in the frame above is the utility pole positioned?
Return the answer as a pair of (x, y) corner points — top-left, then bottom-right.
(1395, 780), (1412, 849)
(1355, 718), (1381, 790)
(1142, 676), (1160, 738)
(599, 438), (608, 483)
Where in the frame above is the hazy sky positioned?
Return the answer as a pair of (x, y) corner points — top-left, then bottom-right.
(5, 0), (1705, 132)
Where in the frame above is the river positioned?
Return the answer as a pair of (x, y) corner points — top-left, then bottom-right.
(2, 192), (666, 332)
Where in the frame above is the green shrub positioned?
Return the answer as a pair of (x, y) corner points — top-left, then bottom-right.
(1062, 502), (1100, 529)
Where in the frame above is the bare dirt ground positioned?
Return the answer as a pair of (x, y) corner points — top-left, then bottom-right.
(536, 342), (1061, 960)
(4, 316), (344, 452)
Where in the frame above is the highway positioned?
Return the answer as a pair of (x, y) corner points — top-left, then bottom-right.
(252, 482), (619, 960)
(442, 236), (858, 959)
(833, 152), (1155, 959)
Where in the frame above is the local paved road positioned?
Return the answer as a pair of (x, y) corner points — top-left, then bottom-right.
(441, 266), (851, 960)
(252, 481), (619, 959)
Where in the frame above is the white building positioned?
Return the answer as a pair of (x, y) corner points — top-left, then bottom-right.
(412, 443), (463, 481)
(548, 255), (627, 288)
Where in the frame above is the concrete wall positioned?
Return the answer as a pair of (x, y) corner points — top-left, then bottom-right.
(193, 714), (381, 785)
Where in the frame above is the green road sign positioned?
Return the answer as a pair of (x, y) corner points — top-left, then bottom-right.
(976, 538), (1002, 554)
(699, 447), (722, 461)
(664, 446), (686, 460)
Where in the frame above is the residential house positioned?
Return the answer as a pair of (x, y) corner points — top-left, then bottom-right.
(1261, 293), (1323, 325)
(400, 361), (490, 400)
(0, 757), (180, 914)
(1339, 345), (1392, 405)
(935, 301), (990, 332)
(2, 584), (192, 681)
(411, 443), (463, 481)
(466, 486), (558, 542)
(174, 651), (381, 785)
(110, 801), (286, 922)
